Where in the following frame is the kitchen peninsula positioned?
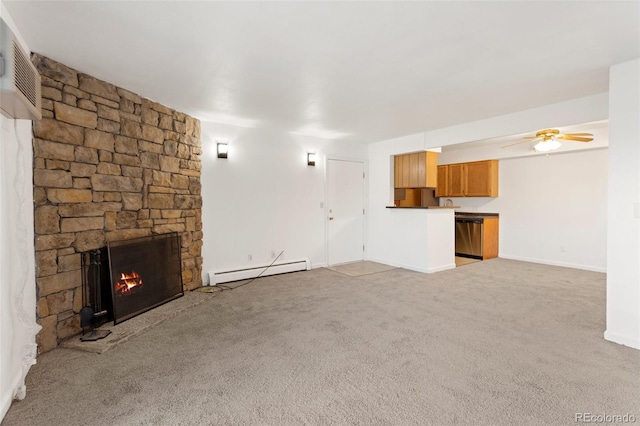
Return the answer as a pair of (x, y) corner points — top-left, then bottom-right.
(375, 206), (457, 273)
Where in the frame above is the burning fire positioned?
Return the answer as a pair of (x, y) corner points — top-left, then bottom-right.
(115, 271), (143, 296)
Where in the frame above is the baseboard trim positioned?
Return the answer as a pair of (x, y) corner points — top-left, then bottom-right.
(426, 263), (456, 273)
(604, 330), (640, 350)
(499, 254), (606, 273)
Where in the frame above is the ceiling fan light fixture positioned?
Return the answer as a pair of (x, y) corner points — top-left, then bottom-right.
(502, 128), (593, 150)
(534, 138), (561, 152)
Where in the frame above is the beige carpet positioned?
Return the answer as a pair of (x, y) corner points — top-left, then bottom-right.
(326, 260), (396, 276)
(3, 259), (640, 426)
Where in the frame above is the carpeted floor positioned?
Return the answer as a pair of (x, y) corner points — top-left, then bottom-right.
(3, 258), (640, 425)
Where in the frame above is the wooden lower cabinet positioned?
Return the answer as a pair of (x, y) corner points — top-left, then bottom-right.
(482, 217), (499, 260)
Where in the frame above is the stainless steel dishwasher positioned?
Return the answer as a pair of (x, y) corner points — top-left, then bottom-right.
(455, 217), (483, 259)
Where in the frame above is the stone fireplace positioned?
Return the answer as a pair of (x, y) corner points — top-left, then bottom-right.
(32, 54), (203, 353)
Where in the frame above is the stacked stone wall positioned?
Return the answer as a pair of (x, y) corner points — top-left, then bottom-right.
(32, 54), (203, 353)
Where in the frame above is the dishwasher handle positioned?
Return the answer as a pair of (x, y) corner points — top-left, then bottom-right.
(455, 218), (483, 224)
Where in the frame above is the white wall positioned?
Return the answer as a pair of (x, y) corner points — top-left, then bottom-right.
(200, 122), (367, 282)
(0, 4), (40, 422)
(605, 58), (640, 350)
(439, 149), (608, 272)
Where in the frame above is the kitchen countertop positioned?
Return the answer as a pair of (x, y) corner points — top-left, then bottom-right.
(386, 206), (460, 209)
(455, 212), (499, 217)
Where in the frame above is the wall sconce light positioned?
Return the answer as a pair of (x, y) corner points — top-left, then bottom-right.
(217, 143), (228, 159)
(307, 152), (316, 166)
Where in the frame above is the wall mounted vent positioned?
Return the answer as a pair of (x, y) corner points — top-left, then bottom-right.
(0, 18), (41, 120)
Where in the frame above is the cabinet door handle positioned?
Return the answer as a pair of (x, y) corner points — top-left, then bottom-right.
(328, 217), (334, 221)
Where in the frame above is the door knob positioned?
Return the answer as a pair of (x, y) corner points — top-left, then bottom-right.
(328, 217), (334, 220)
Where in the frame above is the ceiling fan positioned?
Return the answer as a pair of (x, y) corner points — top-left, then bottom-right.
(502, 129), (594, 152)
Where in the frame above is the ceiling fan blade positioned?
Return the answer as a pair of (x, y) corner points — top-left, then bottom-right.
(501, 139), (539, 148)
(562, 133), (593, 137)
(557, 135), (593, 142)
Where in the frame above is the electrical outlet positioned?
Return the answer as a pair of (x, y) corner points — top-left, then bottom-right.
(248, 254), (252, 261)
(560, 246), (567, 252)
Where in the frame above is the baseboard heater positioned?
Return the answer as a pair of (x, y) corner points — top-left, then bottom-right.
(209, 258), (310, 285)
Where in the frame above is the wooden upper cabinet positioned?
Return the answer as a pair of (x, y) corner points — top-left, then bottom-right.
(465, 160), (498, 197)
(409, 153), (420, 187)
(435, 165), (448, 197)
(447, 163), (465, 197)
(436, 159), (499, 197)
(401, 154), (411, 188)
(393, 151), (438, 189)
(424, 152), (438, 188)
(394, 156), (402, 188)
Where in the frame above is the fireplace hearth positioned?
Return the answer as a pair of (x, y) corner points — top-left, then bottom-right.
(81, 233), (184, 332)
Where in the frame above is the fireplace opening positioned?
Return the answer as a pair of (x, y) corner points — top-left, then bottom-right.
(79, 232), (184, 335)
(107, 232), (184, 324)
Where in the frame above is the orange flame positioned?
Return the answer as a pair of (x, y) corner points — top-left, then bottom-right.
(115, 271), (143, 296)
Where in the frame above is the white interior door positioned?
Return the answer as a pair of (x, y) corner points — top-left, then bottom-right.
(327, 159), (364, 265)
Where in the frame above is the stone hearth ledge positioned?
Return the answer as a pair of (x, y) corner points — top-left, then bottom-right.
(61, 290), (216, 354)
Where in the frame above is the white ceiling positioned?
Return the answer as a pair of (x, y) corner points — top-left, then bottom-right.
(3, 1), (639, 144)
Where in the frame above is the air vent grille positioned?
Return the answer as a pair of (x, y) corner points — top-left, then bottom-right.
(12, 39), (40, 110)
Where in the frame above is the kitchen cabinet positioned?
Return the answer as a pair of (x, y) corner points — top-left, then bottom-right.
(447, 164), (465, 197)
(396, 188), (422, 207)
(393, 151), (438, 189)
(435, 165), (448, 198)
(394, 156), (402, 188)
(482, 217), (499, 260)
(436, 160), (498, 197)
(393, 155), (411, 188)
(465, 160), (498, 197)
(401, 155), (410, 188)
